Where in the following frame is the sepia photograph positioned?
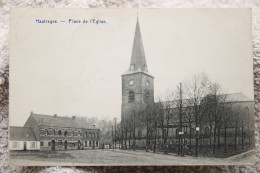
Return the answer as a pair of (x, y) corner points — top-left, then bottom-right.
(9, 8), (255, 166)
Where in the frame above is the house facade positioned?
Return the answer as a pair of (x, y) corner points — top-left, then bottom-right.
(9, 112), (100, 151)
(9, 126), (40, 151)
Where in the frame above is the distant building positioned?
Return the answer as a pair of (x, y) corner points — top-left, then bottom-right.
(9, 112), (100, 151)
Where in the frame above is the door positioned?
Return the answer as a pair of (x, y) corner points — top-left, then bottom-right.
(23, 142), (27, 150)
(78, 140), (81, 149)
(51, 140), (55, 150)
(65, 140), (67, 150)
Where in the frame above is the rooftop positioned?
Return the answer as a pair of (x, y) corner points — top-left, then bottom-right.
(28, 113), (97, 129)
(9, 126), (37, 141)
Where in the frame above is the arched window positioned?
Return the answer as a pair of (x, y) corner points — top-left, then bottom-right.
(190, 128), (195, 135)
(163, 129), (166, 138)
(128, 91), (135, 103)
(138, 130), (142, 139)
(150, 129), (154, 138)
(144, 91), (149, 102)
(204, 127), (210, 136)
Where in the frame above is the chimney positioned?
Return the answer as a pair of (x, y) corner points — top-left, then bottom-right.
(54, 114), (57, 118)
(72, 116), (76, 120)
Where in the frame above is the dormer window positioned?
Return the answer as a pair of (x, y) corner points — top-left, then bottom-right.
(130, 64), (135, 71)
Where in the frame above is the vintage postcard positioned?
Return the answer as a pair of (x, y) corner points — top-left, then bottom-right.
(9, 8), (255, 166)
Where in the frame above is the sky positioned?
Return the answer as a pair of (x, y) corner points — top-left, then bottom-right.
(10, 9), (254, 126)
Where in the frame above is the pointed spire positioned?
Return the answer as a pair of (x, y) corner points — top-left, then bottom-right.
(129, 16), (148, 72)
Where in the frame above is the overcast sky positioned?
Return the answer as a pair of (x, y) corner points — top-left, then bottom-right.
(10, 9), (253, 126)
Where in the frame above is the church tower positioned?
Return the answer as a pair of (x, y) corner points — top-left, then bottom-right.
(121, 17), (154, 124)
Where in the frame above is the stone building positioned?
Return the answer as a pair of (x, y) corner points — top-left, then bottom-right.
(9, 112), (100, 151)
(120, 18), (255, 153)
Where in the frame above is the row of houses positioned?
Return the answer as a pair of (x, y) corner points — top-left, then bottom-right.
(9, 112), (100, 151)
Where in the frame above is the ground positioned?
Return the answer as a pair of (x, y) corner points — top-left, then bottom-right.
(9, 149), (255, 166)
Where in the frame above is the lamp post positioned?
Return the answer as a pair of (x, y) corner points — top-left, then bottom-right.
(179, 131), (184, 156)
(196, 126), (200, 156)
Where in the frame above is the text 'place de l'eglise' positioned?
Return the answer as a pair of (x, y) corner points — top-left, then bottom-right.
(9, 18), (254, 158)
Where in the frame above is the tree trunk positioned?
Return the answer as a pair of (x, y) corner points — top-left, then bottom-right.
(242, 121), (244, 149)
(213, 122), (217, 155)
(146, 123), (149, 152)
(224, 122), (227, 154)
(235, 122), (237, 151)
(129, 130), (131, 150)
(217, 125), (221, 148)
(209, 121), (212, 149)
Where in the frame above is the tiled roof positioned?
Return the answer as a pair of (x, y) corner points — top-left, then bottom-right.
(30, 113), (96, 129)
(9, 126), (37, 141)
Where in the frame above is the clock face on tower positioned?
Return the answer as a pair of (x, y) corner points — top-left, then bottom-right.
(129, 80), (134, 86)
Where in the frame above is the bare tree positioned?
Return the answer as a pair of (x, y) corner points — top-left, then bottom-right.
(184, 73), (210, 157)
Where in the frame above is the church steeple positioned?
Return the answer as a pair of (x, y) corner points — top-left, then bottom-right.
(129, 17), (148, 73)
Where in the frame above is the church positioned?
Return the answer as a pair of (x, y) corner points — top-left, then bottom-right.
(120, 18), (255, 156)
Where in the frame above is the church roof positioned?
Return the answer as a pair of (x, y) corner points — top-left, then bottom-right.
(158, 93), (253, 109)
(9, 126), (37, 141)
(123, 17), (152, 76)
(225, 93), (253, 102)
(28, 113), (97, 129)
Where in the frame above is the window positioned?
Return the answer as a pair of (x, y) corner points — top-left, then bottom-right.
(96, 141), (99, 146)
(89, 141), (92, 146)
(58, 140), (62, 147)
(13, 142), (19, 148)
(85, 132), (88, 138)
(44, 129), (48, 136)
(31, 142), (37, 148)
(190, 128), (195, 135)
(49, 129), (53, 135)
(85, 141), (88, 146)
(244, 107), (249, 116)
(64, 130), (68, 137)
(144, 91), (149, 102)
(78, 131), (81, 137)
(138, 130), (142, 139)
(205, 127), (210, 136)
(163, 129), (166, 137)
(128, 91), (135, 103)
